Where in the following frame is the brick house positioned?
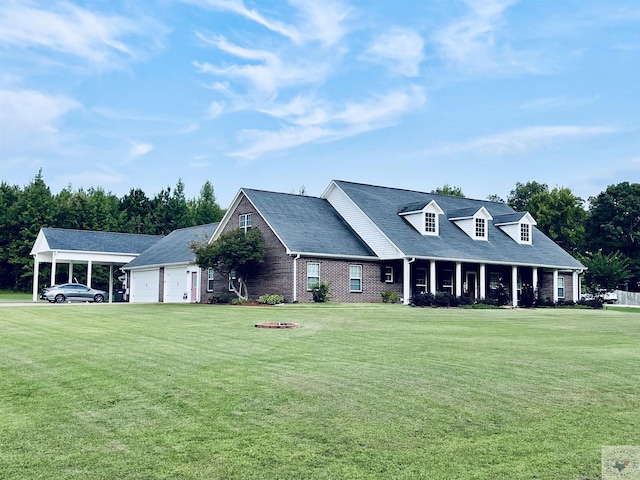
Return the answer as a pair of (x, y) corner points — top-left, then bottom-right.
(206, 180), (585, 306)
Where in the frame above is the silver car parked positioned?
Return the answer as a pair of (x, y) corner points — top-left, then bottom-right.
(44, 283), (108, 303)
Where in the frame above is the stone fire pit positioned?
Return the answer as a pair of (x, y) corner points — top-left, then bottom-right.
(255, 322), (300, 329)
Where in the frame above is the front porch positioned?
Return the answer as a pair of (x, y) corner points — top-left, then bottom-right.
(400, 258), (580, 306)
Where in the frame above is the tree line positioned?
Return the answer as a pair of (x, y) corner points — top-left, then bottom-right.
(0, 170), (225, 291)
(1, 172), (639, 293)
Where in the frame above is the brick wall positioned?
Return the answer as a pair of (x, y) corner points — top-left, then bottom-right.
(296, 257), (402, 303)
(210, 195), (294, 301)
(539, 270), (575, 302)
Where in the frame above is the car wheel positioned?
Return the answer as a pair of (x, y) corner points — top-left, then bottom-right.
(94, 294), (104, 303)
(55, 294), (65, 303)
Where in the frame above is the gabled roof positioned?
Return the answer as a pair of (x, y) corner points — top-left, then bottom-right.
(123, 223), (218, 269)
(493, 212), (536, 225)
(241, 189), (376, 258)
(35, 228), (161, 255)
(330, 180), (584, 269)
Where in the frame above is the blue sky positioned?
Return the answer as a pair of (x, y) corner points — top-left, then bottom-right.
(1, 0), (639, 207)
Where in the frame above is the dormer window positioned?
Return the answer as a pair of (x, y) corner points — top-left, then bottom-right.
(398, 200), (444, 236)
(449, 206), (492, 241)
(494, 212), (536, 245)
(425, 212), (437, 233)
(475, 218), (486, 239)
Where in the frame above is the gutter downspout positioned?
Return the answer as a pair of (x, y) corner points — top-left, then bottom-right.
(403, 258), (416, 305)
(292, 254), (300, 303)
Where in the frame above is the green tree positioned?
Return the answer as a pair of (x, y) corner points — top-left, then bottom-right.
(508, 182), (586, 253)
(119, 188), (155, 234)
(8, 170), (56, 290)
(189, 180), (224, 225)
(581, 251), (631, 298)
(486, 194), (505, 203)
(432, 184), (465, 197)
(586, 182), (640, 290)
(192, 228), (264, 300)
(507, 181), (548, 212)
(0, 181), (21, 289)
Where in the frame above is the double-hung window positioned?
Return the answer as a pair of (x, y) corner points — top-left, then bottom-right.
(489, 272), (500, 291)
(239, 213), (252, 233)
(307, 263), (320, 290)
(207, 268), (215, 292)
(475, 218), (486, 238)
(441, 269), (453, 294)
(384, 266), (394, 283)
(425, 212), (437, 234)
(349, 265), (363, 292)
(557, 276), (565, 299)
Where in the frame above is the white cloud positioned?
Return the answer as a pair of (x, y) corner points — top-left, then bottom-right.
(425, 125), (620, 156)
(194, 34), (329, 95)
(208, 101), (224, 118)
(0, 1), (165, 70)
(0, 88), (80, 147)
(128, 141), (154, 159)
(432, 0), (543, 75)
(185, 0), (350, 46)
(363, 28), (425, 77)
(232, 86), (426, 158)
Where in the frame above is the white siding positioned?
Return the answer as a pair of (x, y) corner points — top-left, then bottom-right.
(325, 184), (402, 259)
(455, 218), (475, 238)
(130, 269), (159, 303)
(404, 212), (423, 233)
(499, 223), (520, 243)
(164, 266), (188, 303)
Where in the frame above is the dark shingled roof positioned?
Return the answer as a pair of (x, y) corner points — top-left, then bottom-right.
(243, 189), (376, 258)
(333, 181), (584, 269)
(493, 212), (529, 225)
(42, 228), (161, 254)
(447, 206), (484, 219)
(123, 223), (218, 269)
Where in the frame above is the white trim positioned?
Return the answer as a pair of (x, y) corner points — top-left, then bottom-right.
(288, 251), (377, 261)
(349, 264), (363, 293)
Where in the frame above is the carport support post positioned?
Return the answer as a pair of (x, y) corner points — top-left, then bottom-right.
(512, 266), (518, 308)
(50, 251), (57, 287)
(87, 260), (93, 288)
(32, 255), (40, 303)
(68, 263), (74, 282)
(108, 265), (113, 303)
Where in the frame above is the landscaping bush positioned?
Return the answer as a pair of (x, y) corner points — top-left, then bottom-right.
(434, 291), (454, 307)
(456, 295), (472, 306)
(209, 292), (234, 304)
(410, 292), (434, 307)
(311, 281), (330, 302)
(381, 290), (401, 304)
(257, 294), (285, 305)
(520, 285), (535, 308)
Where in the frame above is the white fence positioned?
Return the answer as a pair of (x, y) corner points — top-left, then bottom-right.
(614, 290), (640, 306)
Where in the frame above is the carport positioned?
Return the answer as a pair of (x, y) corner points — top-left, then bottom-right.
(30, 228), (161, 303)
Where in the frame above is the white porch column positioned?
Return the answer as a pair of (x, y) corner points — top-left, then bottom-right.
(572, 270), (579, 302)
(512, 265), (518, 307)
(403, 258), (412, 305)
(50, 251), (57, 286)
(32, 254), (40, 302)
(552, 270), (559, 303)
(68, 263), (74, 282)
(455, 262), (462, 297)
(532, 267), (539, 294)
(479, 263), (486, 300)
(108, 265), (114, 303)
(87, 261), (93, 288)
(429, 260), (437, 294)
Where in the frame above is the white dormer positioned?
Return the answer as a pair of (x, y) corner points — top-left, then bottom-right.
(448, 206), (493, 241)
(493, 212), (537, 245)
(398, 200), (445, 236)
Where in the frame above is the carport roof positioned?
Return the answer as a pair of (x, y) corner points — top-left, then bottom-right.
(32, 228), (162, 255)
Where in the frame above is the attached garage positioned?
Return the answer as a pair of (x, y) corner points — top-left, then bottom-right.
(122, 223), (218, 303)
(129, 268), (160, 303)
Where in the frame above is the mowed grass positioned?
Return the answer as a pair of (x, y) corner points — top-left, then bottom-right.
(1, 304), (638, 479)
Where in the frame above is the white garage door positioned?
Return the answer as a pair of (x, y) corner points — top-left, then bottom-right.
(164, 266), (188, 303)
(130, 269), (160, 303)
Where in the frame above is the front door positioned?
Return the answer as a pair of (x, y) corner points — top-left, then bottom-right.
(466, 272), (477, 302)
(191, 272), (198, 303)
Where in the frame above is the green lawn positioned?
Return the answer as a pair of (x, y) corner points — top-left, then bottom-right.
(1, 304), (638, 479)
(0, 290), (34, 302)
